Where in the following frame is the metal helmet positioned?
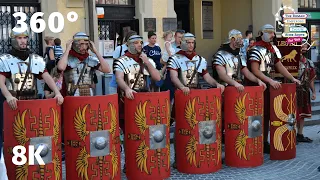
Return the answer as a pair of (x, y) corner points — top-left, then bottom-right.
(72, 32), (90, 53)
(10, 29), (29, 50)
(260, 24), (275, 43)
(181, 33), (196, 51)
(223, 29), (243, 47)
(127, 35), (143, 54)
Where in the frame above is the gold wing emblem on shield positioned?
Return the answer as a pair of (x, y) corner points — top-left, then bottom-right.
(273, 94), (296, 151)
(186, 135), (198, 167)
(13, 110), (29, 146)
(74, 105), (90, 142)
(76, 147), (90, 180)
(185, 98), (198, 129)
(53, 153), (61, 180)
(110, 146), (119, 179)
(217, 134), (222, 163)
(166, 99), (170, 127)
(52, 108), (60, 146)
(135, 101), (149, 134)
(235, 130), (248, 160)
(15, 164), (28, 180)
(109, 103), (117, 137)
(136, 140), (149, 174)
(216, 97), (221, 128)
(235, 93), (247, 125)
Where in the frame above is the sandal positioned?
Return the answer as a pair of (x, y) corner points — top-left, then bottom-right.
(297, 134), (313, 143)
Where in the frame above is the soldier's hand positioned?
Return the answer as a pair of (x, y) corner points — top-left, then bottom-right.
(269, 80), (281, 89)
(139, 53), (149, 63)
(180, 86), (190, 96)
(312, 93), (316, 100)
(66, 39), (73, 50)
(292, 78), (301, 85)
(216, 84), (225, 94)
(54, 93), (64, 106)
(125, 88), (137, 100)
(258, 80), (267, 91)
(234, 83), (244, 93)
(6, 96), (18, 110)
(89, 41), (98, 54)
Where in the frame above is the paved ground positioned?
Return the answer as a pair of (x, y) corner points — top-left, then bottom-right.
(62, 125), (320, 180)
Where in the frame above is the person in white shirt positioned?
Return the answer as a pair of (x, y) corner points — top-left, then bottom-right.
(171, 29), (185, 53)
(0, 148), (8, 180)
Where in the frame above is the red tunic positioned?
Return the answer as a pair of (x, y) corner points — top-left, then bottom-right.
(297, 56), (316, 120)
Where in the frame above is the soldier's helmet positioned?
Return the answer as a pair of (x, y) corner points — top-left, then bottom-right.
(127, 35), (143, 54)
(181, 33), (196, 51)
(72, 32), (90, 53)
(10, 29), (29, 51)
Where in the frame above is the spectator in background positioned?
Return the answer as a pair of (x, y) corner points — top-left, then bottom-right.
(162, 30), (175, 63)
(44, 36), (56, 75)
(110, 31), (137, 94)
(44, 70), (64, 98)
(53, 38), (63, 61)
(247, 38), (255, 51)
(143, 31), (163, 91)
(171, 29), (185, 52)
(240, 30), (253, 59)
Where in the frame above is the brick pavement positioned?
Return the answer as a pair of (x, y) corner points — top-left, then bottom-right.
(61, 125), (320, 180)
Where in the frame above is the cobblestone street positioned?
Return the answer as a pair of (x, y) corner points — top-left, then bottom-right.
(62, 125), (320, 180)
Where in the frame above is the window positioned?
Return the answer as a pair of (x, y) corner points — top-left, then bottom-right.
(298, 0), (320, 8)
(95, 0), (133, 5)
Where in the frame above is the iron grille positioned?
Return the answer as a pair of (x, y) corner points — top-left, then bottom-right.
(0, 3), (42, 55)
(98, 20), (115, 40)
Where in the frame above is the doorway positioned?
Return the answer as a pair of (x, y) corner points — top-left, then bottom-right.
(306, 21), (320, 63)
(174, 0), (190, 32)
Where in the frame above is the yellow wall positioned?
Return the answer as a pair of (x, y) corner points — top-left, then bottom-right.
(252, 0), (275, 36)
(221, 0), (252, 39)
(136, 0), (177, 50)
(190, 0), (222, 63)
(41, 0), (87, 50)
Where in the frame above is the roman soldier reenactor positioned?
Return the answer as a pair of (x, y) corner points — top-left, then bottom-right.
(247, 24), (300, 153)
(297, 40), (316, 143)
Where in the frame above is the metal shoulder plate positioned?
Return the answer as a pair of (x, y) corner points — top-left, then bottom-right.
(167, 54), (184, 70)
(145, 58), (156, 75)
(113, 56), (140, 75)
(0, 53), (45, 74)
(0, 54), (14, 72)
(248, 46), (268, 62)
(213, 50), (234, 66)
(30, 54), (46, 74)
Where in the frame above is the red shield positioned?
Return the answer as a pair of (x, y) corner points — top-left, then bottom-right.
(124, 91), (170, 180)
(4, 99), (62, 180)
(63, 95), (121, 180)
(224, 86), (264, 167)
(175, 89), (222, 174)
(270, 83), (297, 160)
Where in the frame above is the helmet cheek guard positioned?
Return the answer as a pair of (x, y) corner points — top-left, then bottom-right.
(10, 29), (29, 51)
(181, 33), (196, 51)
(72, 32), (90, 53)
(127, 35), (143, 54)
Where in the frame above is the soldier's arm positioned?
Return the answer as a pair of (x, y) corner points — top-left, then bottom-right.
(241, 67), (260, 83)
(215, 65), (240, 86)
(169, 70), (185, 89)
(96, 52), (111, 73)
(274, 62), (296, 81)
(140, 53), (161, 81)
(202, 73), (218, 86)
(115, 71), (131, 92)
(250, 62), (274, 83)
(0, 74), (13, 100)
(58, 40), (73, 71)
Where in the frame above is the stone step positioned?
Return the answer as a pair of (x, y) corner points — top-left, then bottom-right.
(311, 100), (320, 106)
(312, 105), (320, 115)
(305, 114), (320, 126)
